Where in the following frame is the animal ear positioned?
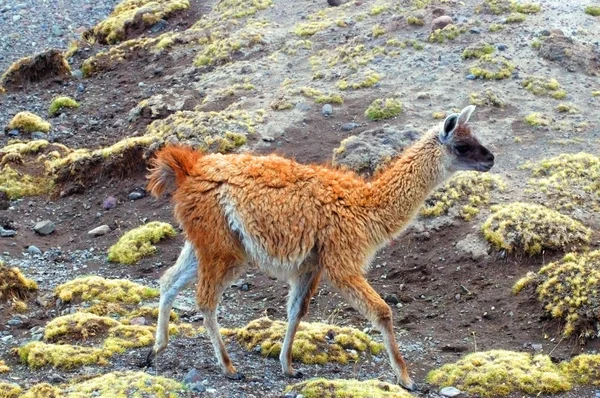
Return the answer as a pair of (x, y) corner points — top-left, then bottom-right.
(457, 105), (476, 126)
(440, 113), (458, 143)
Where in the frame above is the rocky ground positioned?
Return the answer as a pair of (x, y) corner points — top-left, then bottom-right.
(1, 0), (600, 397)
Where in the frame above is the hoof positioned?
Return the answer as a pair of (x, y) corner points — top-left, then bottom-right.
(286, 370), (304, 379)
(399, 378), (416, 392)
(225, 372), (245, 381)
(144, 349), (157, 368)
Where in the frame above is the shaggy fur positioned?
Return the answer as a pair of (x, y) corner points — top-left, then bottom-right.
(147, 106), (494, 390)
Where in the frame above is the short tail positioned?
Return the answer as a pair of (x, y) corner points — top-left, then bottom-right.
(147, 145), (201, 197)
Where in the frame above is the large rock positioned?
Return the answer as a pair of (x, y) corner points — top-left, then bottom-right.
(88, 225), (111, 237)
(539, 31), (600, 76)
(34, 220), (55, 235)
(431, 15), (453, 31)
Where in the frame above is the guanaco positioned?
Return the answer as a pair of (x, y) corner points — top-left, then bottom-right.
(146, 105), (494, 390)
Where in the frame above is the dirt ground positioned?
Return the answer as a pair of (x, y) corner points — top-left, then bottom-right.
(1, 0), (599, 397)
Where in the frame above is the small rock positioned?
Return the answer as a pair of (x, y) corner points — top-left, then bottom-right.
(295, 102), (311, 112)
(284, 393), (297, 398)
(262, 136), (275, 142)
(466, 74), (476, 80)
(12, 14), (21, 22)
(328, 0), (346, 6)
(128, 191), (145, 201)
(88, 225), (111, 237)
(0, 227), (16, 237)
(129, 317), (147, 326)
(50, 374), (66, 383)
(341, 122), (358, 131)
(7, 129), (19, 137)
(469, 27), (481, 34)
(531, 343), (543, 351)
(77, 83), (85, 93)
(183, 368), (203, 384)
(431, 15), (453, 31)
(497, 43), (507, 51)
(28, 245), (42, 256)
(189, 382), (206, 393)
(440, 386), (462, 397)
(0, 335), (13, 342)
(322, 104), (333, 116)
(102, 196), (117, 210)
(206, 388), (217, 394)
(34, 220), (55, 235)
(150, 19), (168, 33)
(384, 294), (400, 305)
(71, 69), (84, 79)
(31, 131), (48, 140)
(7, 318), (23, 327)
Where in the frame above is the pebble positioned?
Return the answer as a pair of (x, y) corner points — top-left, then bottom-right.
(7, 129), (19, 137)
(128, 191), (145, 200)
(440, 386), (462, 397)
(28, 245), (43, 256)
(183, 368), (203, 384)
(384, 294), (400, 305)
(295, 102), (311, 112)
(129, 317), (147, 326)
(531, 343), (543, 351)
(88, 225), (110, 237)
(466, 74), (476, 80)
(77, 83), (85, 93)
(0, 227), (16, 237)
(497, 43), (507, 51)
(469, 27), (481, 34)
(150, 19), (168, 33)
(322, 104), (333, 116)
(206, 388), (217, 394)
(189, 382), (206, 393)
(7, 318), (23, 327)
(34, 220), (55, 235)
(431, 15), (453, 31)
(341, 122), (358, 131)
(31, 131), (48, 140)
(262, 136), (275, 142)
(102, 196), (117, 210)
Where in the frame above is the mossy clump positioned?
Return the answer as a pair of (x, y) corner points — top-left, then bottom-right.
(372, 24), (385, 38)
(469, 89), (505, 107)
(429, 25), (466, 43)
(63, 371), (182, 397)
(426, 350), (571, 397)
(522, 153), (600, 210)
(7, 111), (51, 133)
(0, 383), (22, 398)
(476, 0), (540, 14)
(0, 360), (9, 373)
(0, 165), (53, 200)
(44, 312), (120, 342)
(293, 20), (332, 37)
(481, 202), (591, 255)
(513, 2), (541, 13)
(489, 23), (505, 31)
(513, 251), (600, 338)
(365, 98), (403, 121)
(48, 96), (80, 116)
(18, 341), (109, 369)
(103, 324), (155, 354)
(469, 55), (515, 79)
(524, 112), (550, 127)
(432, 111), (446, 119)
(584, 5), (600, 16)
(285, 378), (414, 398)
(55, 276), (158, 305)
(0, 264), (38, 301)
(561, 354), (600, 385)
(522, 76), (567, 99)
(0, 139), (49, 158)
(298, 87), (343, 104)
(20, 383), (62, 398)
(505, 12), (527, 22)
(555, 103), (578, 113)
(89, 0), (190, 44)
(462, 42), (495, 59)
(407, 15), (424, 25)
(107, 221), (176, 265)
(422, 172), (506, 220)
(223, 317), (384, 365)
(336, 70), (381, 90)
(214, 0), (273, 19)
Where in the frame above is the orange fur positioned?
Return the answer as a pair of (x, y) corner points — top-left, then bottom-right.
(147, 145), (201, 197)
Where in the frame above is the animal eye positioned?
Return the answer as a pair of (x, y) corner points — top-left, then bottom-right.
(455, 145), (470, 155)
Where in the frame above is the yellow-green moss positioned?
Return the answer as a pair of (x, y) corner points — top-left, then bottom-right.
(103, 324), (155, 354)
(522, 153), (600, 210)
(372, 24), (385, 38)
(469, 89), (505, 107)
(432, 111), (446, 119)
(91, 0), (190, 44)
(489, 23), (505, 31)
(561, 354), (600, 385)
(0, 264), (38, 301)
(462, 42), (495, 59)
(426, 350), (571, 397)
(7, 111), (51, 133)
(477, 0), (540, 14)
(592, 90), (600, 96)
(421, 172), (506, 220)
(285, 378), (414, 398)
(223, 317), (383, 365)
(107, 221), (176, 265)
(513, 2), (541, 13)
(584, 5), (600, 16)
(48, 96), (80, 116)
(429, 25), (466, 43)
(0, 165), (53, 199)
(20, 383), (62, 398)
(524, 112), (550, 127)
(64, 371), (182, 398)
(55, 276), (158, 304)
(215, 0), (272, 19)
(365, 98), (402, 121)
(293, 20), (332, 37)
(469, 55), (515, 79)
(298, 87), (343, 104)
(1, 139), (49, 158)
(514, 251), (600, 337)
(522, 76), (567, 99)
(406, 16), (424, 25)
(0, 360), (9, 373)
(12, 299), (28, 313)
(0, 382), (22, 398)
(19, 341), (109, 369)
(337, 70), (381, 90)
(369, 5), (388, 15)
(44, 312), (120, 342)
(481, 202), (591, 255)
(555, 103), (578, 113)
(505, 12), (527, 22)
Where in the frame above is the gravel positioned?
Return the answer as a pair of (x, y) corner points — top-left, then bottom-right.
(0, 0), (121, 72)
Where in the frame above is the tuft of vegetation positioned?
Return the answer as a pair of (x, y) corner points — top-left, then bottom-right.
(57, 371), (182, 397)
(407, 15), (424, 25)
(522, 76), (567, 99)
(285, 378), (414, 398)
(561, 354), (600, 385)
(481, 202), (591, 255)
(337, 70), (381, 90)
(44, 312), (120, 342)
(513, 2), (541, 13)
(432, 111), (446, 119)
(222, 317), (383, 365)
(555, 103), (578, 113)
(469, 89), (505, 107)
(469, 55), (515, 79)
(20, 383), (62, 398)
(55, 276), (158, 305)
(429, 25), (466, 43)
(107, 221), (176, 264)
(426, 350), (571, 397)
(422, 172), (506, 220)
(0, 165), (53, 200)
(505, 11), (527, 22)
(476, 0), (541, 14)
(48, 96), (80, 116)
(462, 42), (495, 59)
(298, 87), (343, 104)
(0, 263), (38, 301)
(372, 24), (385, 38)
(0, 383), (22, 398)
(365, 98), (403, 121)
(19, 341), (108, 369)
(524, 112), (550, 127)
(514, 250), (600, 338)
(584, 5), (600, 16)
(489, 23), (505, 31)
(7, 111), (51, 133)
(0, 360), (9, 373)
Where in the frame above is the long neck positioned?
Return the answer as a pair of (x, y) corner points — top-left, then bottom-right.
(367, 130), (450, 242)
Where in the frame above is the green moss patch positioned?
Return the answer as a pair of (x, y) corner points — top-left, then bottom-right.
(422, 172), (506, 220)
(561, 354), (600, 385)
(365, 98), (403, 121)
(0, 165), (53, 200)
(107, 221), (176, 264)
(7, 111), (51, 133)
(462, 42), (495, 59)
(584, 5), (600, 16)
(426, 350), (571, 397)
(514, 250), (600, 338)
(285, 378), (414, 398)
(524, 112), (550, 127)
(222, 317), (383, 365)
(469, 89), (505, 107)
(481, 202), (591, 255)
(505, 12), (526, 23)
(48, 96), (80, 116)
(44, 312), (120, 342)
(298, 87), (343, 104)
(66, 371), (182, 397)
(429, 25), (466, 43)
(55, 276), (158, 304)
(19, 341), (109, 369)
(522, 76), (567, 99)
(336, 70), (381, 90)
(0, 263), (38, 301)
(469, 55), (515, 79)
(0, 382), (22, 398)
(0, 360), (9, 373)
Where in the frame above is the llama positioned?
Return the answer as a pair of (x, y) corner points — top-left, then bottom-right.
(146, 105), (494, 390)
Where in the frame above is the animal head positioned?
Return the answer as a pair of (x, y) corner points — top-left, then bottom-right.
(438, 105), (495, 172)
